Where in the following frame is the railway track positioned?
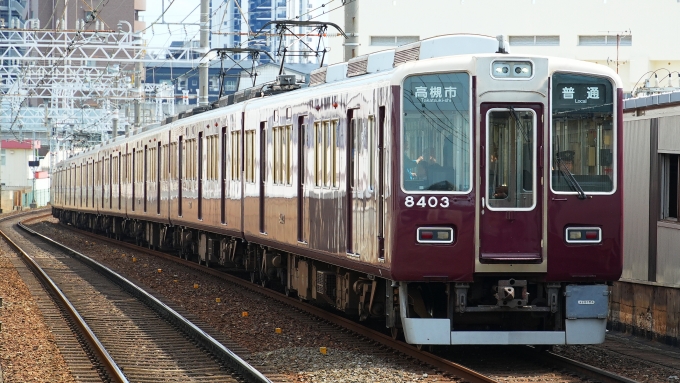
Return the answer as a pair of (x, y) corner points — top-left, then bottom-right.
(30, 214), (644, 383)
(0, 211), (272, 383)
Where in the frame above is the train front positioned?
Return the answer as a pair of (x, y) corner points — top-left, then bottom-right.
(390, 55), (623, 345)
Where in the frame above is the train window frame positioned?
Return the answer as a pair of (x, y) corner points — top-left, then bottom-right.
(313, 119), (338, 189)
(550, 72), (617, 196)
(485, 108), (538, 212)
(400, 71), (473, 195)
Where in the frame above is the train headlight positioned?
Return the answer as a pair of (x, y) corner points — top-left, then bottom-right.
(492, 61), (533, 79)
(492, 63), (510, 77)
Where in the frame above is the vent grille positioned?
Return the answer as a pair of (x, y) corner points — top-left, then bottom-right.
(347, 58), (368, 77)
(310, 67), (327, 86)
(393, 43), (421, 66)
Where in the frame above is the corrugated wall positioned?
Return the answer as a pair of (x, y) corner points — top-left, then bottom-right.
(622, 118), (651, 281)
(659, 115), (680, 154)
(656, 115), (680, 285)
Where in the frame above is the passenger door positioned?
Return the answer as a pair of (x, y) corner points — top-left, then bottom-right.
(480, 104), (543, 262)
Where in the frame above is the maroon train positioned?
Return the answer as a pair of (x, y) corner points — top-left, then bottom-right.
(51, 34), (623, 345)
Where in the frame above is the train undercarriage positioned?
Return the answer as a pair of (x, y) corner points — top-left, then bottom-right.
(55, 208), (610, 346)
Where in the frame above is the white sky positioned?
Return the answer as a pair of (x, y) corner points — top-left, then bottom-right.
(140, 1), (332, 50)
(141, 0), (202, 49)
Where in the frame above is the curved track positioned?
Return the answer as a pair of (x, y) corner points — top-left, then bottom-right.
(0, 211), (271, 383)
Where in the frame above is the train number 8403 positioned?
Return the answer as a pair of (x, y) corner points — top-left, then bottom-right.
(404, 196), (450, 208)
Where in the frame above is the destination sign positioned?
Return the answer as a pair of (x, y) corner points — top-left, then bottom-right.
(410, 82), (465, 104)
(555, 84), (606, 107)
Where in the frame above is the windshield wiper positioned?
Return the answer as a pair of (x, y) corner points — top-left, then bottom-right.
(556, 155), (588, 200)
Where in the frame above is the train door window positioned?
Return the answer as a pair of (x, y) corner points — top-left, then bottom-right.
(551, 73), (615, 194)
(105, 156), (110, 208)
(260, 122), (267, 184)
(87, 160), (99, 207)
(486, 109), (536, 210)
(132, 150), (136, 211)
(331, 121), (338, 187)
(206, 135), (212, 180)
(192, 138), (198, 179)
(314, 122), (322, 186)
(206, 135), (216, 181)
(183, 140), (189, 180)
(231, 131), (240, 181)
(402, 72), (471, 193)
(212, 134), (219, 180)
(161, 144), (167, 181)
(286, 125), (293, 185)
(368, 115), (375, 190)
(198, 132), (204, 220)
(281, 127), (287, 185)
(323, 121), (331, 187)
(85, 162), (89, 207)
(178, 136), (183, 216)
(245, 131), (251, 182)
(78, 165), (82, 206)
(245, 130), (254, 182)
(350, 118), (359, 190)
(273, 127), (280, 184)
(660, 154), (679, 221)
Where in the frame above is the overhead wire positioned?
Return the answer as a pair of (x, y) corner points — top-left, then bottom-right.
(3, 0), (112, 139)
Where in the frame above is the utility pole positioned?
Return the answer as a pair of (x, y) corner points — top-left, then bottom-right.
(198, 0), (210, 107)
(343, 0), (359, 61)
(135, 61), (142, 130)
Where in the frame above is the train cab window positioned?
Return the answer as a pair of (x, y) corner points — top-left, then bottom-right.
(402, 72), (471, 192)
(551, 73), (615, 194)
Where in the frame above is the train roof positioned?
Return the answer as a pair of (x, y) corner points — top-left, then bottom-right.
(58, 33), (622, 165)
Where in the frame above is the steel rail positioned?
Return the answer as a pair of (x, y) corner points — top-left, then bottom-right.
(525, 346), (640, 383)
(50, 219), (498, 383)
(17, 217), (272, 383)
(0, 214), (129, 383)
